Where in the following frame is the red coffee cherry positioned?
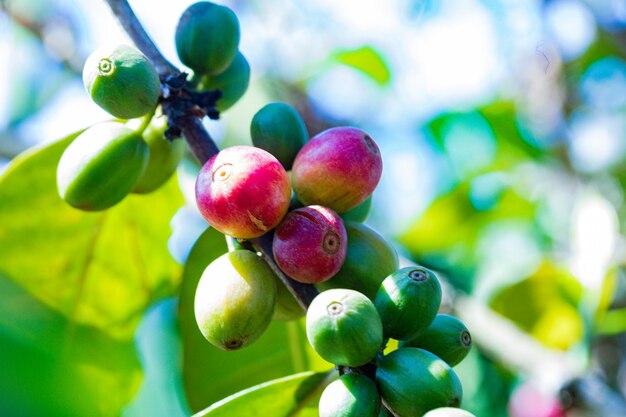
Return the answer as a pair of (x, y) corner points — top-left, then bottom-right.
(273, 205), (347, 283)
(292, 127), (382, 213)
(195, 146), (291, 239)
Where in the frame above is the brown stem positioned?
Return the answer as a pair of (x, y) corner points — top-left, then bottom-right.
(102, 0), (318, 310)
(103, 0), (178, 75)
(251, 233), (319, 310)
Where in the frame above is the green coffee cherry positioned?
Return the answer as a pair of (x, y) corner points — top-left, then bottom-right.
(374, 266), (442, 340)
(57, 122), (148, 211)
(200, 51), (250, 112)
(423, 407), (477, 417)
(272, 274), (305, 321)
(376, 348), (463, 417)
(306, 289), (383, 367)
(250, 102), (308, 170)
(318, 222), (398, 300)
(175, 2), (240, 75)
(194, 250), (276, 350)
(83, 45), (160, 119)
(340, 196), (372, 223)
(399, 314), (472, 367)
(319, 373), (381, 417)
(132, 117), (186, 194)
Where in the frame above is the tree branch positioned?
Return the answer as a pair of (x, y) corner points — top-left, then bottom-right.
(103, 0), (318, 311)
(103, 0), (178, 75)
(251, 233), (319, 309)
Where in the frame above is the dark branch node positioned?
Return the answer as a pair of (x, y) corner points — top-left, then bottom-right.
(159, 72), (222, 141)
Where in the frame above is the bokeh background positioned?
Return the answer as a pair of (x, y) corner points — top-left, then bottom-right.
(1, 0), (626, 416)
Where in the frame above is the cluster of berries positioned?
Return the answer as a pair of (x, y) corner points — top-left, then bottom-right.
(54, 1), (476, 415)
(56, 1), (250, 211)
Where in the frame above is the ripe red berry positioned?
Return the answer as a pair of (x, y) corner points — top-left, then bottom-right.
(292, 127), (382, 213)
(195, 146), (291, 239)
(273, 205), (347, 283)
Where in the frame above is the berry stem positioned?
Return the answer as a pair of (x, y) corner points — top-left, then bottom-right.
(102, 0), (317, 310)
(249, 233), (319, 310)
(103, 0), (178, 76)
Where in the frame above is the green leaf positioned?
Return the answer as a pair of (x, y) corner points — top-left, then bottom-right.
(0, 273), (142, 417)
(179, 228), (330, 412)
(0, 130), (184, 340)
(334, 46), (391, 86)
(193, 371), (333, 417)
(398, 182), (535, 290)
(595, 307), (626, 336)
(489, 262), (584, 350)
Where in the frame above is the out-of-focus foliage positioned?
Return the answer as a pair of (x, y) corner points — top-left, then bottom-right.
(193, 371), (331, 417)
(2, 0), (626, 416)
(0, 131), (184, 339)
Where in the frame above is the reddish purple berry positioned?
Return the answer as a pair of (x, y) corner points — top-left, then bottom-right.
(273, 205), (347, 283)
(292, 127), (382, 213)
(195, 146), (291, 239)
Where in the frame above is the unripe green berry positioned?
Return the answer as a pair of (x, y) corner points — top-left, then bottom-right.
(340, 196), (372, 223)
(374, 266), (442, 340)
(318, 222), (398, 300)
(132, 117), (186, 194)
(251, 102), (308, 170)
(200, 51), (250, 112)
(306, 289), (383, 367)
(399, 314), (472, 367)
(194, 250), (276, 350)
(423, 407), (477, 417)
(175, 2), (240, 75)
(319, 373), (381, 417)
(83, 45), (160, 119)
(57, 121), (148, 211)
(376, 348), (463, 417)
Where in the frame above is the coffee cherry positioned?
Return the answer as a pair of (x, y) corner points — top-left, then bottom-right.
(374, 266), (442, 340)
(377, 408), (393, 417)
(194, 250), (276, 350)
(319, 373), (381, 417)
(195, 146), (291, 239)
(423, 407), (477, 417)
(175, 2), (240, 75)
(83, 45), (160, 119)
(292, 127), (382, 213)
(132, 117), (186, 194)
(306, 289), (383, 367)
(200, 51), (250, 112)
(318, 222), (398, 300)
(376, 348), (463, 417)
(250, 102), (308, 170)
(340, 196), (372, 223)
(399, 314), (472, 367)
(57, 122), (148, 211)
(272, 274), (305, 321)
(273, 206), (347, 284)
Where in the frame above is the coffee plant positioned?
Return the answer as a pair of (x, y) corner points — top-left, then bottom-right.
(3, 1), (626, 417)
(54, 2), (478, 414)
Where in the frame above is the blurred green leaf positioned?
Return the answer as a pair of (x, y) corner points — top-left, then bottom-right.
(0, 130), (184, 339)
(0, 273), (142, 417)
(179, 228), (330, 412)
(398, 182), (535, 290)
(595, 307), (626, 336)
(490, 262), (584, 350)
(455, 348), (513, 417)
(122, 299), (189, 417)
(427, 104), (541, 181)
(334, 46), (391, 86)
(193, 371), (332, 417)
